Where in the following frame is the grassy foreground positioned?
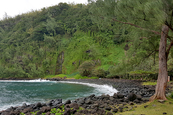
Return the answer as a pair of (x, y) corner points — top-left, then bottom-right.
(120, 98), (173, 115)
(121, 81), (173, 115)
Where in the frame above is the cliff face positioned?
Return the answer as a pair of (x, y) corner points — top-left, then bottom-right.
(55, 51), (64, 75)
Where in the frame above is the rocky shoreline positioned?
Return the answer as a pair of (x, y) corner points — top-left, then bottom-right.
(0, 78), (168, 115)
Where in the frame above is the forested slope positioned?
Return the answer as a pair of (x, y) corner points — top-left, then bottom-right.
(0, 2), (172, 79)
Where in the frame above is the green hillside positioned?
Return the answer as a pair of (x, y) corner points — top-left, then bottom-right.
(0, 2), (172, 79)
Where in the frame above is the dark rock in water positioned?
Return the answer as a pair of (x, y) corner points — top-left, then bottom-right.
(55, 99), (62, 104)
(64, 100), (71, 105)
(52, 99), (62, 106)
(5, 107), (14, 112)
(35, 102), (42, 108)
(127, 93), (137, 101)
(46, 101), (52, 106)
(22, 103), (27, 108)
(41, 103), (46, 106)
(89, 94), (95, 98)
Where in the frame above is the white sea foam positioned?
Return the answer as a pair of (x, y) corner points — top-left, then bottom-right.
(0, 79), (54, 82)
(59, 81), (118, 96)
(0, 80), (118, 111)
(0, 102), (35, 111)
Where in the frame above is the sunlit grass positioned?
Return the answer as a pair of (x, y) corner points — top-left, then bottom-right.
(73, 74), (98, 79)
(142, 81), (157, 85)
(120, 98), (173, 115)
(44, 74), (98, 79)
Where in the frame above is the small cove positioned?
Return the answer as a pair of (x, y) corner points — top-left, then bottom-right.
(0, 79), (118, 111)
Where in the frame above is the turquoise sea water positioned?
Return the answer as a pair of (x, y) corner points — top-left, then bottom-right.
(0, 80), (118, 111)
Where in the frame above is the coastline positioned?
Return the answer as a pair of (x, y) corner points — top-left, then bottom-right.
(0, 78), (158, 115)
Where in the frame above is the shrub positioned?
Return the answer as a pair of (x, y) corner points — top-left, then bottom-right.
(78, 60), (95, 76)
(170, 92), (173, 99)
(92, 68), (106, 78)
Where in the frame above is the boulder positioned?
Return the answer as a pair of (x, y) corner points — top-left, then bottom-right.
(35, 102), (42, 108)
(117, 93), (124, 99)
(52, 99), (62, 106)
(1, 112), (10, 115)
(113, 93), (118, 99)
(105, 107), (112, 111)
(112, 108), (118, 113)
(134, 99), (140, 103)
(39, 106), (51, 113)
(64, 100), (71, 105)
(89, 94), (95, 98)
(21, 107), (33, 113)
(107, 112), (113, 115)
(9, 110), (20, 115)
(64, 108), (71, 115)
(96, 109), (106, 115)
(91, 104), (99, 109)
(22, 103), (27, 108)
(85, 99), (92, 104)
(136, 95), (142, 100)
(109, 96), (115, 101)
(127, 93), (137, 101)
(77, 98), (85, 105)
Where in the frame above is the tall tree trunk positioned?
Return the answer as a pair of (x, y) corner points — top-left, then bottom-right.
(150, 25), (169, 101)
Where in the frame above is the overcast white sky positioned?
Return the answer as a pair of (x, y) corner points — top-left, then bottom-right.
(0, 0), (88, 20)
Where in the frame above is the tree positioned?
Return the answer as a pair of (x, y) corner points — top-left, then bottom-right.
(3, 12), (9, 20)
(44, 14), (57, 36)
(89, 0), (173, 101)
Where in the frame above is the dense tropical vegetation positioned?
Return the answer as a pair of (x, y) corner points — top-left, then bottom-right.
(0, 2), (124, 79)
(0, 0), (173, 92)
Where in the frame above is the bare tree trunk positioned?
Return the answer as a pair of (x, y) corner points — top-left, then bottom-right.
(150, 25), (169, 101)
